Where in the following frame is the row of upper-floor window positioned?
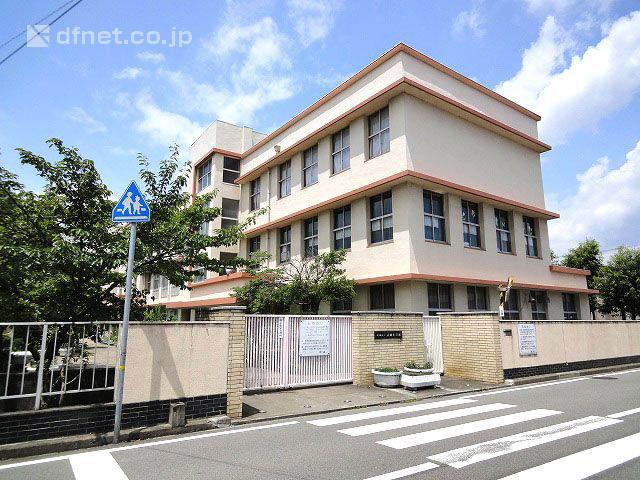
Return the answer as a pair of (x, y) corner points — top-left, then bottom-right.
(196, 156), (241, 192)
(247, 188), (543, 262)
(247, 106), (391, 211)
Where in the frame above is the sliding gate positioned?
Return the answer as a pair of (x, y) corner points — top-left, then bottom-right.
(244, 315), (352, 391)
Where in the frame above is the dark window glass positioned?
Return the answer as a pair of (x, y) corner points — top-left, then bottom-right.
(249, 178), (260, 211)
(462, 200), (481, 248)
(495, 209), (512, 253)
(530, 290), (547, 320)
(302, 145), (319, 187)
(279, 160), (291, 198)
(196, 159), (212, 192)
(222, 156), (240, 184)
(219, 251), (237, 273)
(248, 236), (261, 256)
(332, 127), (350, 174)
(303, 217), (319, 257)
(523, 216), (539, 257)
(331, 298), (352, 313)
(424, 190), (446, 242)
(221, 198), (239, 229)
(368, 107), (390, 158)
(370, 283), (395, 310)
(333, 205), (352, 250)
(427, 283), (452, 316)
(503, 290), (520, 319)
(370, 191), (393, 244)
(279, 226), (291, 263)
(562, 293), (578, 320)
(467, 286), (488, 310)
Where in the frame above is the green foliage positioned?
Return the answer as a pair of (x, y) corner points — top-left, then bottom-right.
(232, 250), (356, 314)
(0, 139), (260, 322)
(143, 306), (178, 322)
(373, 367), (399, 373)
(561, 239), (603, 317)
(594, 247), (640, 320)
(404, 361), (433, 370)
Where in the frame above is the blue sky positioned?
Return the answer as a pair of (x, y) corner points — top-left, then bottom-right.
(1, 0), (639, 255)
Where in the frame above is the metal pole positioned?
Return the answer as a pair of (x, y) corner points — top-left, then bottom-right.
(113, 223), (136, 443)
(34, 324), (48, 410)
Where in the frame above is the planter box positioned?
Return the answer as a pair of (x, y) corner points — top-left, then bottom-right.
(371, 370), (401, 388)
(403, 367), (434, 375)
(401, 372), (441, 390)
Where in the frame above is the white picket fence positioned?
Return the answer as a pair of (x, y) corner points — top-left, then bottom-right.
(244, 315), (352, 391)
(423, 315), (444, 374)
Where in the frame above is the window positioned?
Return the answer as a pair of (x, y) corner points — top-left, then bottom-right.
(278, 160), (291, 198)
(150, 275), (160, 298)
(370, 191), (393, 244)
(332, 127), (350, 174)
(331, 298), (352, 314)
(303, 217), (319, 257)
(248, 236), (261, 256)
(219, 252), (237, 273)
(462, 200), (481, 248)
(221, 198), (239, 229)
(196, 159), (212, 192)
(302, 145), (318, 187)
(562, 293), (578, 320)
(199, 199), (211, 236)
(529, 290), (547, 320)
(279, 226), (291, 263)
(333, 205), (351, 250)
(495, 209), (512, 253)
(467, 286), (488, 310)
(222, 156), (240, 184)
(368, 106), (390, 158)
(523, 216), (539, 257)
(192, 267), (206, 283)
(370, 283), (395, 310)
(427, 283), (452, 316)
(249, 178), (260, 211)
(503, 290), (520, 319)
(423, 190), (446, 242)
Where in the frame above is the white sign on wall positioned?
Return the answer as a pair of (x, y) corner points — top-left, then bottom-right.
(299, 319), (330, 356)
(517, 323), (537, 356)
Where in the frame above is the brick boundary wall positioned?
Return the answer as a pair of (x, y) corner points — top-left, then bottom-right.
(504, 355), (640, 379)
(0, 393), (226, 446)
(352, 311), (426, 386)
(440, 312), (504, 384)
(195, 306), (246, 418)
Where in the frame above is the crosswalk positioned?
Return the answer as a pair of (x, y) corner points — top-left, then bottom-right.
(307, 396), (640, 480)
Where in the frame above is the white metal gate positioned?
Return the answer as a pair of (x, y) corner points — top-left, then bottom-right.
(423, 316), (444, 374)
(244, 315), (352, 390)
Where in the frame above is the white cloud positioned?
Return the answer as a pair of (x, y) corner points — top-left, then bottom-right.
(66, 107), (107, 133)
(104, 145), (139, 157)
(525, 0), (613, 14)
(136, 51), (165, 63)
(548, 140), (640, 254)
(134, 92), (204, 146)
(496, 11), (640, 145)
(453, 2), (485, 39)
(287, 0), (343, 47)
(113, 67), (143, 80)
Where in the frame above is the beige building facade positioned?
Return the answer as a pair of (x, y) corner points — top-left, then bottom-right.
(149, 43), (595, 320)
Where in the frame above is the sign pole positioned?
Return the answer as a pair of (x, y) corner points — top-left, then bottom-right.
(113, 222), (137, 443)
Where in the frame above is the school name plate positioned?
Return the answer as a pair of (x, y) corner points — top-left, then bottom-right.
(374, 330), (403, 340)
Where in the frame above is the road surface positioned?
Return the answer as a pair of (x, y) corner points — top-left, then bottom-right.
(1, 367), (639, 479)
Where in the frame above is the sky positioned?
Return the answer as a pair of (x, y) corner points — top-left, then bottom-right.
(1, 0), (639, 256)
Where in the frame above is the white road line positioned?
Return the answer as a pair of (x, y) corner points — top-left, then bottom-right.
(70, 451), (129, 480)
(497, 431), (640, 480)
(465, 378), (587, 398)
(307, 398), (476, 427)
(607, 406), (640, 419)
(338, 403), (515, 436)
(430, 415), (621, 468)
(362, 462), (440, 480)
(593, 368), (640, 377)
(0, 420), (299, 471)
(378, 409), (562, 450)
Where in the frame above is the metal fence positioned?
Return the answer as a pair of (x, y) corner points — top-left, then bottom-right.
(244, 315), (352, 391)
(423, 316), (444, 373)
(0, 322), (120, 411)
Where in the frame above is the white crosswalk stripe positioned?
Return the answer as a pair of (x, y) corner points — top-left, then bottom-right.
(69, 451), (129, 480)
(429, 415), (621, 468)
(307, 398), (475, 426)
(378, 408), (562, 449)
(497, 431), (640, 480)
(362, 462), (440, 480)
(338, 403), (515, 436)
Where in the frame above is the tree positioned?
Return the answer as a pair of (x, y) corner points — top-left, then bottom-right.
(595, 247), (640, 320)
(0, 139), (261, 322)
(561, 239), (603, 319)
(232, 250), (356, 314)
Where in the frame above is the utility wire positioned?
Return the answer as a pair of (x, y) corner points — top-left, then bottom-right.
(0, 0), (85, 68)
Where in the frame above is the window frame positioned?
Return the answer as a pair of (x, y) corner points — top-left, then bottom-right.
(221, 198), (239, 229)
(196, 159), (212, 192)
(495, 209), (513, 254)
(199, 199), (211, 236)
(331, 297), (353, 314)
(333, 205), (352, 250)
(303, 216), (319, 258)
(369, 283), (395, 310)
(249, 178), (261, 212)
(192, 267), (206, 283)
(467, 285), (488, 311)
(278, 160), (291, 198)
(562, 292), (578, 320)
(369, 191), (393, 244)
(530, 290), (548, 320)
(302, 145), (319, 187)
(462, 200), (481, 248)
(248, 236), (261, 257)
(222, 156), (240, 184)
(503, 290), (520, 320)
(368, 106), (390, 159)
(423, 190), (446, 242)
(331, 127), (350, 174)
(427, 283), (453, 316)
(279, 226), (291, 263)
(523, 216), (539, 258)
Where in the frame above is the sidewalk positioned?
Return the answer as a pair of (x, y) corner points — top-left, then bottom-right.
(240, 377), (496, 423)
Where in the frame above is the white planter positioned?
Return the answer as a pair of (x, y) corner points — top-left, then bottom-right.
(401, 372), (441, 390)
(371, 369), (401, 387)
(403, 367), (434, 375)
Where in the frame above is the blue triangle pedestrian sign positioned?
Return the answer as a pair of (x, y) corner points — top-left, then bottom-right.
(112, 181), (151, 223)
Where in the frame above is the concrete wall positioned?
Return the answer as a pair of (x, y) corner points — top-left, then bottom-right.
(123, 322), (229, 404)
(501, 320), (640, 370)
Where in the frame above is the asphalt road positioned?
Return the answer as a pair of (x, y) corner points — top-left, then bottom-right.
(1, 368), (640, 480)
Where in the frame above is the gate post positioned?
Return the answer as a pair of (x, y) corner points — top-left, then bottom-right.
(281, 316), (291, 388)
